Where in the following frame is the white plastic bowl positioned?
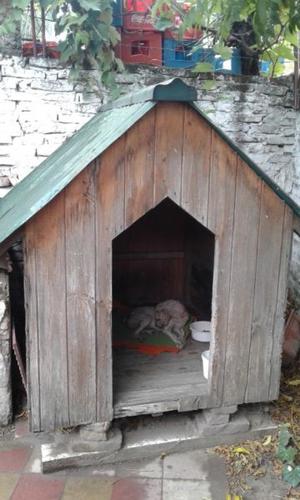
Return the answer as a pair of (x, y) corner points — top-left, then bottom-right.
(190, 321), (211, 342)
(201, 350), (210, 380)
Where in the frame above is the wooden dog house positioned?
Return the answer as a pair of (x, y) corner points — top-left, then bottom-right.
(0, 78), (299, 433)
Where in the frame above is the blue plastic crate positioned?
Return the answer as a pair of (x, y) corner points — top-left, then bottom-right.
(163, 39), (216, 69)
(260, 57), (284, 74)
(112, 0), (123, 27)
(214, 48), (242, 75)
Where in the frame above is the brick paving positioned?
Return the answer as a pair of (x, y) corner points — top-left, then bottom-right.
(0, 419), (228, 499)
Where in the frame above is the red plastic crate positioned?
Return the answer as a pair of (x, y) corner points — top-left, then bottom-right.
(123, 0), (155, 31)
(22, 41), (60, 58)
(165, 25), (202, 41)
(120, 31), (162, 65)
(164, 3), (202, 40)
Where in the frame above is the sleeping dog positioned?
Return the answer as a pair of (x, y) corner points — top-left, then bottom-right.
(127, 300), (189, 347)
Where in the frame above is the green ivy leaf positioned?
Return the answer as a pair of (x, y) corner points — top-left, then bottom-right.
(75, 30), (90, 49)
(276, 446), (297, 464)
(78, 0), (102, 11)
(213, 44), (232, 60)
(99, 9), (113, 25)
(273, 44), (296, 60)
(192, 62), (214, 73)
(278, 426), (292, 448)
(283, 465), (300, 488)
(201, 79), (217, 90)
(154, 17), (174, 31)
(11, 0), (29, 9)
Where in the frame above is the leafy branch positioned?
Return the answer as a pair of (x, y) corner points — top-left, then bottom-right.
(277, 425), (300, 488)
(0, 0), (123, 94)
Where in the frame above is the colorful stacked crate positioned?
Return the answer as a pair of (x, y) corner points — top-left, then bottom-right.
(214, 49), (242, 75)
(163, 41), (213, 69)
(112, 0), (123, 27)
(119, 31), (162, 65)
(121, 0), (162, 65)
(123, 0), (155, 30)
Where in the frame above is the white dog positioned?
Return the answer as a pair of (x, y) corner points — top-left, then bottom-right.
(128, 300), (189, 347)
(155, 300), (189, 346)
(127, 306), (156, 337)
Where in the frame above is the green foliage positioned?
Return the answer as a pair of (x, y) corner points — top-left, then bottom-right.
(283, 465), (300, 488)
(1, 0), (122, 93)
(152, 0), (300, 76)
(276, 425), (300, 488)
(51, 0), (122, 93)
(2, 0), (300, 90)
(192, 62), (214, 72)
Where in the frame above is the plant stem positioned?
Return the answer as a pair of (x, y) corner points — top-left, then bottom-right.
(30, 0), (37, 57)
(41, 4), (46, 58)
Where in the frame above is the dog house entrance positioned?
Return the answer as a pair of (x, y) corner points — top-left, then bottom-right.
(112, 198), (215, 417)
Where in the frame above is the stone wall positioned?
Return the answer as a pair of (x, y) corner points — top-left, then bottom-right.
(0, 54), (299, 304)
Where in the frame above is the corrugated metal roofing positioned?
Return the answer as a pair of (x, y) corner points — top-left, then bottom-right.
(0, 77), (298, 248)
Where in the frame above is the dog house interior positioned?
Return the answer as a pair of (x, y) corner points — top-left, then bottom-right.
(112, 198), (215, 416)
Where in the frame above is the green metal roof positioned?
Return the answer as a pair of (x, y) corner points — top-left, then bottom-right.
(0, 100), (155, 245)
(100, 77), (197, 111)
(0, 78), (298, 248)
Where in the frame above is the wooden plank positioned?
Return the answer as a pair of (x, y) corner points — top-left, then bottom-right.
(223, 158), (262, 405)
(113, 335), (209, 419)
(34, 193), (69, 430)
(245, 183), (285, 402)
(294, 214), (300, 237)
(153, 102), (185, 206)
(181, 106), (212, 226)
(114, 385), (209, 418)
(95, 136), (125, 424)
(65, 166), (97, 425)
(269, 205), (293, 400)
(115, 251), (184, 260)
(0, 229), (24, 258)
(207, 132), (238, 406)
(24, 225), (40, 431)
(124, 109), (155, 228)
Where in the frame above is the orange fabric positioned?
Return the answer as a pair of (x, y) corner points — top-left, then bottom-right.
(113, 340), (180, 355)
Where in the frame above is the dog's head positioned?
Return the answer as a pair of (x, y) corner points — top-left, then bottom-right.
(155, 307), (170, 328)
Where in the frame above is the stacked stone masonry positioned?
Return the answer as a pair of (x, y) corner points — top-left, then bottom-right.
(0, 54), (299, 305)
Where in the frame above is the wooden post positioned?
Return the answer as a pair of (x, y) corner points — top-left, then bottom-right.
(294, 33), (300, 110)
(0, 255), (12, 426)
(41, 6), (46, 58)
(30, 0), (37, 57)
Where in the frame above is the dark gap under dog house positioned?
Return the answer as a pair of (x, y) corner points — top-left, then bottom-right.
(0, 79), (299, 435)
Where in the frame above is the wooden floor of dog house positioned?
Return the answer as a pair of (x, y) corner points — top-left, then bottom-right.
(113, 339), (209, 418)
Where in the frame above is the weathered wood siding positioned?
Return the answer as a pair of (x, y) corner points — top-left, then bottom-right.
(25, 103), (293, 431)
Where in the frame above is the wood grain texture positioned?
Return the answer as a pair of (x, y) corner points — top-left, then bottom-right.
(181, 107), (212, 226)
(113, 340), (209, 418)
(269, 205), (293, 400)
(245, 183), (285, 403)
(124, 109), (155, 228)
(65, 166), (97, 425)
(154, 102), (185, 206)
(207, 132), (237, 406)
(34, 194), (69, 430)
(223, 158), (262, 405)
(294, 214), (300, 237)
(24, 226), (40, 432)
(95, 136), (125, 423)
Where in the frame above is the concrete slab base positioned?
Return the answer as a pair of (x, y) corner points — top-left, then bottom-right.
(41, 406), (277, 473)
